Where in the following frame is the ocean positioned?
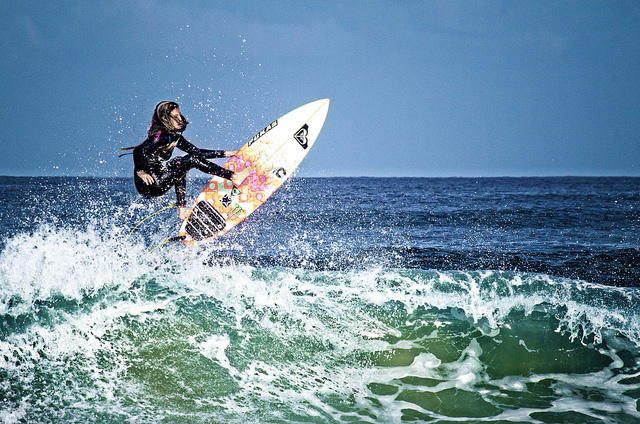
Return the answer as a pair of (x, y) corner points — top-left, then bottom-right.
(0, 175), (639, 423)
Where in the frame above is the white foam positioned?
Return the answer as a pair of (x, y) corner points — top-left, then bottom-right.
(0, 404), (27, 424)
(196, 334), (238, 377)
(2, 223), (640, 422)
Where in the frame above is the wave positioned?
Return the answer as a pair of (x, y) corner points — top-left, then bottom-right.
(207, 244), (640, 288)
(2, 225), (640, 422)
(2, 224), (639, 339)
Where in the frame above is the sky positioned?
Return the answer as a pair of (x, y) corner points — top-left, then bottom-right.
(1, 0), (639, 178)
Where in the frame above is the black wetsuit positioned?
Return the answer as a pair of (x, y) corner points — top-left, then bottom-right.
(133, 131), (233, 206)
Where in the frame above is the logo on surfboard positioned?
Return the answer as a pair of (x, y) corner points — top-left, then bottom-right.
(221, 194), (232, 208)
(274, 167), (287, 178)
(248, 120), (278, 147)
(294, 124), (309, 149)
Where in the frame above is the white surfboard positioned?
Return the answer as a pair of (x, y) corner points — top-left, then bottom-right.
(179, 99), (330, 245)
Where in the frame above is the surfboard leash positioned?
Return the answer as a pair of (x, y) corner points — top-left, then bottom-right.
(148, 235), (186, 254)
(121, 203), (178, 247)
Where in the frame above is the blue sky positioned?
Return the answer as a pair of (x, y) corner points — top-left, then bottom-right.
(1, 1), (639, 177)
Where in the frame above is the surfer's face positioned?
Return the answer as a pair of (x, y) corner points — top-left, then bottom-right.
(169, 107), (188, 132)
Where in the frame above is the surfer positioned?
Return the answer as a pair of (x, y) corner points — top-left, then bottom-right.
(123, 101), (250, 220)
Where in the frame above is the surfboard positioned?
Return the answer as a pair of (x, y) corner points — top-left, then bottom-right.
(178, 98), (330, 246)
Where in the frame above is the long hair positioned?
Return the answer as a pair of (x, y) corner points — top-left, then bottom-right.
(148, 101), (189, 136)
(119, 101), (189, 155)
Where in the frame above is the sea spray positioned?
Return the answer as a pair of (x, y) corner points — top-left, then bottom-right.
(1, 176), (639, 422)
(3, 232), (640, 422)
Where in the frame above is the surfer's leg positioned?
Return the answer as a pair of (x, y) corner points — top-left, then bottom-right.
(175, 176), (187, 207)
(134, 172), (168, 198)
(140, 168), (187, 208)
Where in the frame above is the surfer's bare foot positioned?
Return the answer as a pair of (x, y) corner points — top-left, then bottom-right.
(232, 168), (251, 186)
(178, 207), (188, 220)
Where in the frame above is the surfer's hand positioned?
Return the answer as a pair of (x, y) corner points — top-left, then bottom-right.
(136, 170), (154, 185)
(225, 149), (239, 157)
(178, 207), (188, 220)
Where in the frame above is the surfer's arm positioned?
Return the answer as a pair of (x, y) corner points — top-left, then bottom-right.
(176, 137), (227, 158)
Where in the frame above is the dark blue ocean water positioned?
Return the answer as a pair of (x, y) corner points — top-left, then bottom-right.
(1, 176), (639, 423)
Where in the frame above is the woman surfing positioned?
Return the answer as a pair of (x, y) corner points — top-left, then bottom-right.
(123, 101), (250, 220)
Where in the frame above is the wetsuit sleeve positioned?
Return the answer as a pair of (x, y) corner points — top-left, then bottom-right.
(176, 136), (226, 158)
